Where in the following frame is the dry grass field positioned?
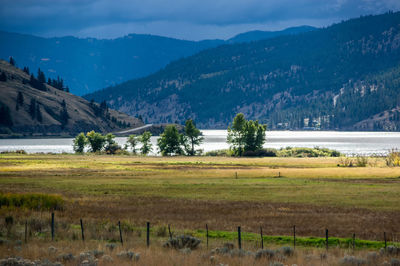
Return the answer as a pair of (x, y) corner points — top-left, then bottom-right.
(0, 154), (400, 265)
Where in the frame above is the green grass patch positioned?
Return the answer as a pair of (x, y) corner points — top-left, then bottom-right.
(0, 192), (64, 211)
(194, 229), (397, 249)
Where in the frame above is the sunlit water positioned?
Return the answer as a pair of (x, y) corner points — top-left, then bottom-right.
(1, 130), (400, 155)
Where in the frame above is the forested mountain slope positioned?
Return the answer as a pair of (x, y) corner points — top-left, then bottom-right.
(0, 27), (313, 95)
(0, 60), (142, 137)
(86, 12), (400, 130)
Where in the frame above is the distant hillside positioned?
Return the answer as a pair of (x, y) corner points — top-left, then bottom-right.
(227, 26), (316, 43)
(86, 12), (400, 131)
(0, 60), (143, 137)
(0, 27), (315, 95)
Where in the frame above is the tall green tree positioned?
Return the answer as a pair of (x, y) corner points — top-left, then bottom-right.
(140, 131), (152, 155)
(227, 113), (247, 156)
(227, 113), (266, 156)
(86, 131), (105, 152)
(183, 119), (203, 156)
(73, 133), (87, 153)
(127, 134), (139, 154)
(157, 125), (183, 156)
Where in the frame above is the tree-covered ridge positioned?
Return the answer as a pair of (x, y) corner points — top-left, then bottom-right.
(86, 11), (400, 130)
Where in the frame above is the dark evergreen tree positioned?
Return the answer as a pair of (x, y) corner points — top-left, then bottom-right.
(36, 105), (42, 122)
(9, 57), (15, 66)
(29, 98), (36, 120)
(16, 91), (24, 111)
(23, 67), (30, 75)
(0, 104), (13, 127)
(37, 68), (46, 84)
(0, 72), (6, 82)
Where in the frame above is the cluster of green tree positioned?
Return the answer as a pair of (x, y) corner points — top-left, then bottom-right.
(227, 113), (267, 156)
(157, 119), (203, 156)
(27, 68), (47, 91)
(0, 102), (13, 127)
(89, 99), (130, 128)
(47, 76), (69, 92)
(73, 131), (153, 155)
(28, 98), (42, 122)
(7, 57), (71, 93)
(86, 12), (400, 130)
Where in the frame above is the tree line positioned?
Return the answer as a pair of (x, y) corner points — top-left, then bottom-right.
(72, 114), (266, 156)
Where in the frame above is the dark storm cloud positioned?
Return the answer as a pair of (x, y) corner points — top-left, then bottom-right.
(0, 0), (399, 40)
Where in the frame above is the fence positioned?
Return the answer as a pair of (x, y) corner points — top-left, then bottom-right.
(7, 212), (398, 251)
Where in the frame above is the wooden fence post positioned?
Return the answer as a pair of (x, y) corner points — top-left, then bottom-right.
(168, 224), (172, 239)
(384, 232), (387, 250)
(352, 233), (355, 249)
(326, 229), (329, 251)
(206, 224), (209, 249)
(260, 226), (264, 249)
(147, 222), (150, 247)
(24, 220), (27, 243)
(293, 225), (296, 249)
(118, 221), (123, 245)
(51, 212), (54, 241)
(238, 226), (242, 250)
(80, 219), (85, 241)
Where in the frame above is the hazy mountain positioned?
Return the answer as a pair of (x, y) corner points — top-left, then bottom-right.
(85, 12), (400, 131)
(0, 26), (315, 96)
(0, 60), (142, 137)
(227, 26), (316, 43)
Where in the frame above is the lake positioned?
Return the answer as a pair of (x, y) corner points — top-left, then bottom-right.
(0, 130), (399, 155)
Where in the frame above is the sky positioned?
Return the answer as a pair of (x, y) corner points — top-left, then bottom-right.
(0, 0), (399, 41)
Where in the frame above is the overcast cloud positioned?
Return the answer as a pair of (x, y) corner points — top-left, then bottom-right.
(0, 0), (399, 40)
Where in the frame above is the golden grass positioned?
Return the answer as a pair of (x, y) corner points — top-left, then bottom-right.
(0, 154), (399, 245)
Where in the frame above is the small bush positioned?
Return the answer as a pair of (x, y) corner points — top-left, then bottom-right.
(356, 156), (368, 167)
(163, 235), (201, 250)
(386, 149), (400, 167)
(242, 148), (277, 157)
(339, 255), (366, 265)
(205, 149), (233, 157)
(277, 147), (341, 157)
(0, 193), (64, 211)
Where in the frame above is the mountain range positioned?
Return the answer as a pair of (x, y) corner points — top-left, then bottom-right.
(85, 11), (400, 130)
(0, 26), (315, 96)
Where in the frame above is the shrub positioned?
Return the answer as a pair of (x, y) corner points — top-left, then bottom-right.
(339, 255), (366, 265)
(386, 149), (400, 167)
(355, 156), (368, 167)
(0, 193), (64, 211)
(104, 133), (121, 154)
(205, 149), (233, 157)
(163, 235), (201, 250)
(242, 148), (277, 157)
(277, 147), (341, 157)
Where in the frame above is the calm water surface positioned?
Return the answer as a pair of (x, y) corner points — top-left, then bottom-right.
(0, 130), (399, 155)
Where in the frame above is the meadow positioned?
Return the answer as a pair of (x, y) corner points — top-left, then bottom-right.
(0, 154), (400, 265)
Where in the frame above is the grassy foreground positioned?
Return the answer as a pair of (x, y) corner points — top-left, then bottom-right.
(0, 154), (400, 264)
